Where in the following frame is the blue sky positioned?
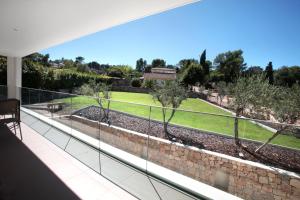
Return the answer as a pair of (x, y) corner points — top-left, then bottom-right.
(41, 0), (300, 69)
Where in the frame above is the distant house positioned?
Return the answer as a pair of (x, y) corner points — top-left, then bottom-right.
(143, 68), (176, 81)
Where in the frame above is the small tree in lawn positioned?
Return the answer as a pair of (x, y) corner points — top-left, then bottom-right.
(230, 77), (250, 145)
(255, 84), (300, 152)
(77, 80), (112, 124)
(230, 75), (274, 145)
(151, 80), (188, 140)
(96, 83), (112, 124)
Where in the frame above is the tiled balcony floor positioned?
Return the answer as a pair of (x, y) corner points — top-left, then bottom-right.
(0, 122), (137, 200)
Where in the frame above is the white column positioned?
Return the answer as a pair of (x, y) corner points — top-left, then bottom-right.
(7, 57), (22, 99)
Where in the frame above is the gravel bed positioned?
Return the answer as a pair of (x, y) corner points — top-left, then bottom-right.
(74, 106), (300, 172)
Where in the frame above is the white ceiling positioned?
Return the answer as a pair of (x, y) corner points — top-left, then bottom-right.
(0, 0), (198, 57)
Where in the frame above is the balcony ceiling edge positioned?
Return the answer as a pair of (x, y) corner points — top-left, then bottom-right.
(0, 0), (199, 57)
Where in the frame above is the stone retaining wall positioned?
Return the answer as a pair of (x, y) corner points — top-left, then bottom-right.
(71, 115), (300, 200)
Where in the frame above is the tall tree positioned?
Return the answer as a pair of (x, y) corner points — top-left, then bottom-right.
(42, 53), (50, 67)
(265, 61), (274, 84)
(136, 58), (147, 72)
(178, 59), (198, 73)
(243, 66), (263, 77)
(88, 61), (101, 70)
(151, 59), (166, 68)
(75, 56), (84, 65)
(200, 49), (210, 76)
(274, 66), (300, 87)
(181, 63), (205, 87)
(214, 50), (246, 83)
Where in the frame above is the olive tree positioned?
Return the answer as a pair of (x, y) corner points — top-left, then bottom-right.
(76, 80), (112, 124)
(255, 84), (300, 152)
(215, 81), (227, 106)
(151, 80), (188, 140)
(96, 83), (112, 124)
(230, 75), (274, 145)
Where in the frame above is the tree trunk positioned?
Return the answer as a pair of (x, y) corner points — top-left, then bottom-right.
(162, 107), (176, 140)
(234, 109), (241, 145)
(105, 100), (111, 125)
(255, 126), (288, 153)
(234, 117), (240, 145)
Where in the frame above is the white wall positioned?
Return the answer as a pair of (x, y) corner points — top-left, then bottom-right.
(7, 57), (22, 99)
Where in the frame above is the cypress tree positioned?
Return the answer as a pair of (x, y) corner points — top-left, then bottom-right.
(265, 62), (274, 84)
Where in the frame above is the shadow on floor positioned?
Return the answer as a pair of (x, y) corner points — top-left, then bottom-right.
(0, 124), (80, 200)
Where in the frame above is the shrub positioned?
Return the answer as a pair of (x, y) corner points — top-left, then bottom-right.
(142, 80), (156, 89)
(131, 78), (142, 87)
(181, 63), (205, 87)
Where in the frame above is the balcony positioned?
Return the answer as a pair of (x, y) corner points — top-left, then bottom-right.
(1, 1), (299, 199)
(0, 121), (135, 200)
(1, 85), (243, 200)
(2, 84), (300, 199)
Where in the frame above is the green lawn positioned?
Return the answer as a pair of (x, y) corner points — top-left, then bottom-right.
(57, 92), (300, 149)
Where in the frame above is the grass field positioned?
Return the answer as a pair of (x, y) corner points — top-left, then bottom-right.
(57, 92), (300, 149)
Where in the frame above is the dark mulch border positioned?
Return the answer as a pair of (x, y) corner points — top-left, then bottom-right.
(74, 106), (300, 173)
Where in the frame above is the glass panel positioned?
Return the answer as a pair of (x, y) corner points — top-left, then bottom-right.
(65, 138), (100, 173)
(150, 178), (198, 200)
(68, 94), (99, 139)
(21, 87), (30, 105)
(21, 112), (39, 126)
(99, 100), (149, 164)
(30, 120), (52, 136)
(51, 92), (73, 131)
(43, 128), (71, 150)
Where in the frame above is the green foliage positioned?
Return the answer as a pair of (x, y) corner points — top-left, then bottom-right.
(231, 75), (274, 116)
(75, 56), (84, 65)
(151, 80), (188, 138)
(215, 81), (227, 105)
(144, 66), (152, 73)
(136, 58), (147, 72)
(272, 84), (300, 123)
(151, 59), (166, 68)
(200, 49), (210, 76)
(178, 59), (198, 73)
(214, 50), (246, 83)
(61, 92), (300, 149)
(209, 70), (224, 82)
(75, 83), (95, 96)
(275, 66), (300, 87)
(54, 69), (110, 90)
(230, 75), (275, 144)
(62, 59), (75, 68)
(142, 80), (156, 89)
(265, 62), (274, 84)
(131, 78), (142, 87)
(181, 63), (205, 86)
(87, 61), (101, 70)
(77, 64), (90, 72)
(22, 58), (45, 88)
(106, 65), (133, 78)
(151, 80), (187, 108)
(243, 66), (263, 77)
(107, 67), (124, 78)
